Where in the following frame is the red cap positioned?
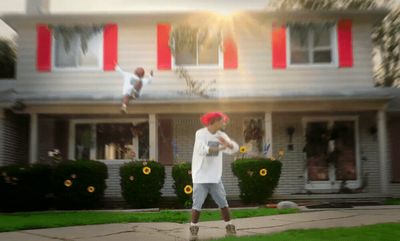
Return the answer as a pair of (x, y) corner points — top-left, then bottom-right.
(200, 112), (229, 126)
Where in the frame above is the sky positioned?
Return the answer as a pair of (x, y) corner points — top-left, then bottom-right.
(0, 0), (270, 40)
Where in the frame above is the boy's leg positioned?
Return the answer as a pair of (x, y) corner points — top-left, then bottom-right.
(209, 182), (236, 236)
(120, 95), (130, 114)
(190, 183), (209, 241)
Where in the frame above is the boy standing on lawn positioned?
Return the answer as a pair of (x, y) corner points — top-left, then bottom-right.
(190, 112), (239, 241)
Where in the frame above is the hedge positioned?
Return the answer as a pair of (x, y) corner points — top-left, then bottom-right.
(0, 164), (53, 211)
(172, 162), (193, 208)
(231, 158), (282, 204)
(52, 160), (108, 209)
(120, 161), (165, 208)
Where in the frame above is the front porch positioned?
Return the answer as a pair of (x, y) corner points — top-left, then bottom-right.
(0, 96), (394, 202)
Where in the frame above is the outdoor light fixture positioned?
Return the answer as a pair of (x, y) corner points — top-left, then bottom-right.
(368, 125), (377, 140)
(286, 126), (295, 151)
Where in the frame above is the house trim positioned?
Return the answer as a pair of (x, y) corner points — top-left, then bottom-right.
(21, 99), (389, 114)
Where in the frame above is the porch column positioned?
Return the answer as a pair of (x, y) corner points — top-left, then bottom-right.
(149, 114), (158, 161)
(264, 112), (273, 158)
(29, 113), (38, 163)
(377, 109), (389, 194)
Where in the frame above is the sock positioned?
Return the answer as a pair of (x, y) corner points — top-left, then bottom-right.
(190, 222), (198, 226)
(225, 220), (232, 226)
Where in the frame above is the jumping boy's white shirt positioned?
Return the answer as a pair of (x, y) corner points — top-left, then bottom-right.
(115, 65), (152, 96)
(192, 127), (239, 183)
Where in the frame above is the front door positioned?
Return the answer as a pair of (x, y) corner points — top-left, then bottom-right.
(303, 117), (360, 191)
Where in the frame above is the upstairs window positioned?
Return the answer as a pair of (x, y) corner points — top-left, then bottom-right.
(170, 25), (222, 67)
(288, 23), (336, 66)
(52, 25), (103, 69)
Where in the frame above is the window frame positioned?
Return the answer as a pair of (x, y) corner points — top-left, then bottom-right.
(51, 27), (104, 72)
(286, 23), (338, 68)
(171, 29), (223, 70)
(68, 118), (148, 162)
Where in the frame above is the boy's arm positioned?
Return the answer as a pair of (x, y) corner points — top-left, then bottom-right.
(142, 70), (154, 85)
(218, 133), (239, 155)
(115, 64), (131, 82)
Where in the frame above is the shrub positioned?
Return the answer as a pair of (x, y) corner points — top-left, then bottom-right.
(231, 158), (282, 204)
(120, 161), (165, 208)
(52, 160), (108, 209)
(0, 164), (53, 211)
(172, 162), (193, 208)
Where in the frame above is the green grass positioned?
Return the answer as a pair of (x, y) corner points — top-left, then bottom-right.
(213, 222), (400, 241)
(0, 208), (297, 232)
(384, 198), (400, 205)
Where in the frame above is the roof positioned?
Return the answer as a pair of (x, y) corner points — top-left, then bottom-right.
(1, 9), (389, 28)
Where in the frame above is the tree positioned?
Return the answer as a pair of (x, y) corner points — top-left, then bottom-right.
(0, 39), (16, 79)
(373, 8), (400, 87)
(268, 0), (400, 87)
(268, 0), (381, 11)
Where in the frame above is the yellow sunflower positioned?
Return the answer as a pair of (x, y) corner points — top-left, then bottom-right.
(87, 186), (95, 193)
(278, 150), (285, 157)
(64, 179), (72, 187)
(239, 146), (247, 153)
(143, 166), (151, 175)
(259, 168), (268, 176)
(184, 185), (193, 194)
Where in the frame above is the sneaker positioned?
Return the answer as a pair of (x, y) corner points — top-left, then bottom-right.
(120, 105), (127, 114)
(225, 224), (236, 237)
(189, 225), (199, 241)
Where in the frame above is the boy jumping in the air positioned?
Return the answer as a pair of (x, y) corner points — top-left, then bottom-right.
(115, 64), (153, 114)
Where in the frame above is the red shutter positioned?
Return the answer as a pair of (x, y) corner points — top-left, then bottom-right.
(157, 23), (171, 70)
(272, 23), (286, 69)
(103, 24), (118, 71)
(223, 34), (238, 69)
(337, 19), (353, 67)
(36, 24), (52, 72)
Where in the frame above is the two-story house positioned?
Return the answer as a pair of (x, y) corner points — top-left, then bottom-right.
(1, 7), (400, 203)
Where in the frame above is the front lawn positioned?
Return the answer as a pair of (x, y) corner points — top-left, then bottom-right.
(0, 208), (297, 232)
(383, 198), (400, 205)
(213, 222), (400, 241)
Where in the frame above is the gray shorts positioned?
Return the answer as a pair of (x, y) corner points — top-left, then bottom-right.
(192, 182), (229, 211)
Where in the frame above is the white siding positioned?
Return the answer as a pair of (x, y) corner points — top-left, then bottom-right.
(0, 111), (29, 165)
(14, 18), (376, 98)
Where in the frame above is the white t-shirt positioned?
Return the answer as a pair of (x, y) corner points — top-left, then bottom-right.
(116, 65), (152, 96)
(191, 127), (239, 183)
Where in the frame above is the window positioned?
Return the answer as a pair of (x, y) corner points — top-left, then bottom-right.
(53, 26), (103, 69)
(73, 121), (149, 160)
(172, 26), (221, 67)
(288, 23), (336, 65)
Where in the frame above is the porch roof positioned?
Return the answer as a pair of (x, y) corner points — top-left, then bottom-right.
(1, 86), (398, 104)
